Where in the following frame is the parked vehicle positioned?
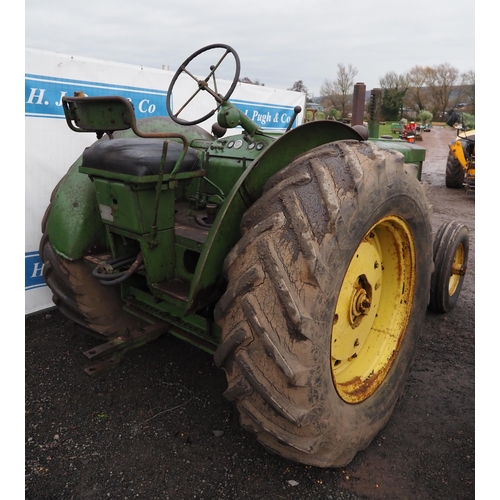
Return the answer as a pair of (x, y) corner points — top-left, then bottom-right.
(445, 111), (475, 193)
(40, 44), (469, 468)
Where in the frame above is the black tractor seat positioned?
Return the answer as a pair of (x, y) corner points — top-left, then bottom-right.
(82, 138), (202, 177)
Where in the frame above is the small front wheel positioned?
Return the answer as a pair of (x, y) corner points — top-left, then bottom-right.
(429, 221), (469, 313)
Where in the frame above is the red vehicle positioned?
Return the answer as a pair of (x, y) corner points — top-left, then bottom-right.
(399, 121), (421, 143)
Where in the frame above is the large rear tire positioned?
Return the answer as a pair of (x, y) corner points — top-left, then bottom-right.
(214, 140), (433, 467)
(445, 151), (464, 188)
(39, 186), (140, 339)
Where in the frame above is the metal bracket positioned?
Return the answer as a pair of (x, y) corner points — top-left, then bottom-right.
(83, 323), (169, 376)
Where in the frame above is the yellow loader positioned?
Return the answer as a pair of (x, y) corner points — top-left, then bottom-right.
(445, 111), (475, 193)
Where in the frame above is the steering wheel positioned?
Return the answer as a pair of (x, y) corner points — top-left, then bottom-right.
(166, 44), (241, 126)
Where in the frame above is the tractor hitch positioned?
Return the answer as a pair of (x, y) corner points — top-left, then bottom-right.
(83, 322), (169, 376)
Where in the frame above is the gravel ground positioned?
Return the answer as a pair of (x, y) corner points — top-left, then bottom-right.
(24, 127), (475, 499)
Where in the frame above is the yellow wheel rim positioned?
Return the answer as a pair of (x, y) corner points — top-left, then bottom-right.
(449, 243), (465, 296)
(331, 216), (416, 404)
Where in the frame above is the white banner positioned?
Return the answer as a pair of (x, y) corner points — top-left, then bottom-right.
(25, 48), (306, 314)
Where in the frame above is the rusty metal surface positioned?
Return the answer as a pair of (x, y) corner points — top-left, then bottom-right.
(83, 322), (169, 376)
(153, 279), (191, 302)
(351, 83), (366, 126)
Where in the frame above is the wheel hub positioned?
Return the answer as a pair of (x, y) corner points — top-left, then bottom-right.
(449, 243), (466, 295)
(331, 216), (416, 404)
(350, 281), (371, 323)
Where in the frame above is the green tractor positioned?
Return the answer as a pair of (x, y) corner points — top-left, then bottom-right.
(40, 44), (469, 467)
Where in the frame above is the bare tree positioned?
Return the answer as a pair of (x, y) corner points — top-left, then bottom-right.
(288, 80), (310, 100)
(461, 70), (475, 115)
(426, 63), (461, 120)
(320, 63), (358, 118)
(405, 65), (433, 114)
(239, 77), (265, 86)
(319, 79), (336, 111)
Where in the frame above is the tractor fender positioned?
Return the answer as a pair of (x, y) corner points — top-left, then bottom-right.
(187, 120), (364, 313)
(242, 120), (365, 202)
(45, 117), (213, 260)
(45, 155), (102, 260)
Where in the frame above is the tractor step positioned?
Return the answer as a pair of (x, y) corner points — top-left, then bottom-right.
(151, 278), (191, 302)
(83, 322), (169, 376)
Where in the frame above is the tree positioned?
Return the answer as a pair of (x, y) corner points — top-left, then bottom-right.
(406, 66), (433, 114)
(320, 63), (358, 118)
(379, 72), (408, 121)
(404, 64), (474, 121)
(418, 110), (433, 124)
(239, 77), (265, 86)
(426, 63), (461, 120)
(461, 70), (475, 115)
(288, 80), (310, 100)
(328, 108), (342, 121)
(462, 112), (475, 130)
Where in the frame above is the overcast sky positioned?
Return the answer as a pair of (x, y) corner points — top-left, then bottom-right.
(25, 0), (475, 97)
